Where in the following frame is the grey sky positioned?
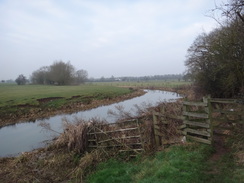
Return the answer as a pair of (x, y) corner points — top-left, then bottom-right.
(0, 0), (222, 80)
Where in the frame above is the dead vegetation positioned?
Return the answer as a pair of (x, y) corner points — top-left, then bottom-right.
(0, 118), (114, 182)
(54, 118), (90, 154)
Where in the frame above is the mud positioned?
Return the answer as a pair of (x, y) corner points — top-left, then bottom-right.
(37, 97), (64, 104)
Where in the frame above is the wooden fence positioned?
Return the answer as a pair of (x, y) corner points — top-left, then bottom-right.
(87, 119), (144, 156)
(153, 106), (183, 148)
(86, 97), (243, 154)
(153, 96), (243, 145)
(210, 98), (244, 136)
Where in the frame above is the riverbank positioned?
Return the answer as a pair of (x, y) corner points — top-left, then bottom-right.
(0, 85), (145, 128)
(1, 135), (242, 182)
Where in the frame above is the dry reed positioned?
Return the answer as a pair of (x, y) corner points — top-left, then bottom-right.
(54, 117), (89, 153)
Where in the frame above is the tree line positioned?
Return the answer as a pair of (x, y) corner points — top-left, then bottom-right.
(15, 61), (88, 85)
(185, 0), (244, 98)
(90, 74), (184, 82)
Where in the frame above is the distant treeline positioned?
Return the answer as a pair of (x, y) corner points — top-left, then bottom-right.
(89, 74), (185, 82)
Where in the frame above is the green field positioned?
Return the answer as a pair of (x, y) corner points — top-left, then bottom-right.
(0, 81), (189, 124)
(0, 84), (135, 124)
(90, 80), (191, 88)
(0, 81), (190, 107)
(0, 84), (132, 107)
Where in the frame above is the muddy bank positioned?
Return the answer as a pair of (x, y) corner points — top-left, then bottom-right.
(0, 90), (145, 128)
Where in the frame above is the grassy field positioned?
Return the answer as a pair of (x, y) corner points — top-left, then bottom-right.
(90, 80), (191, 88)
(0, 83), (136, 125)
(0, 83), (133, 107)
(0, 80), (190, 109)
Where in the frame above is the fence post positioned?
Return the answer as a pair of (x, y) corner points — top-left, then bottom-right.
(207, 95), (213, 144)
(182, 98), (188, 136)
(137, 119), (145, 152)
(153, 111), (161, 148)
(203, 95), (213, 144)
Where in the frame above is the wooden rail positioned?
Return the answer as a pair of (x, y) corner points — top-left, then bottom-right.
(86, 96), (243, 153)
(153, 106), (182, 147)
(210, 98), (244, 136)
(183, 96), (212, 144)
(87, 119), (144, 156)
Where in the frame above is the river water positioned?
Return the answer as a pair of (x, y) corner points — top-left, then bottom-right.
(0, 90), (180, 157)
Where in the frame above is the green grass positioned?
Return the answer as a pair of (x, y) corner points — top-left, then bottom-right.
(86, 144), (214, 183)
(0, 84), (132, 107)
(0, 84), (133, 121)
(90, 80), (191, 88)
(86, 143), (242, 183)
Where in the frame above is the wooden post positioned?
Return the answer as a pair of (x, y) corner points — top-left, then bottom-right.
(137, 119), (144, 152)
(153, 111), (161, 148)
(207, 96), (213, 145)
(183, 98), (189, 137)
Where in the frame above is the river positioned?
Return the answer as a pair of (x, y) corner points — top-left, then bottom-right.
(0, 90), (180, 157)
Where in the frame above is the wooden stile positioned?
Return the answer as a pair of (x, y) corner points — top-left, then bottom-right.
(183, 96), (212, 145)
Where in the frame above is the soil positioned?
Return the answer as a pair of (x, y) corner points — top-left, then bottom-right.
(210, 135), (230, 161)
(36, 97), (64, 104)
(204, 132), (235, 181)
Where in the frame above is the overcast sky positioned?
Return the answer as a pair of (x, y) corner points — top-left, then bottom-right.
(0, 0), (223, 80)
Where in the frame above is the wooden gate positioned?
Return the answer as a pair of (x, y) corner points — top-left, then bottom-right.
(182, 97), (243, 144)
(153, 105), (183, 148)
(210, 98), (244, 135)
(183, 97), (213, 144)
(87, 119), (144, 156)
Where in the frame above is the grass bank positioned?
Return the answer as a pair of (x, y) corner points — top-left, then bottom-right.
(86, 144), (213, 183)
(0, 84), (142, 127)
(1, 141), (242, 183)
(86, 143), (243, 183)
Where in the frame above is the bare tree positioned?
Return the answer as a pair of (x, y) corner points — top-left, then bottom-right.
(31, 61), (88, 85)
(49, 61), (75, 85)
(75, 69), (88, 84)
(185, 23), (244, 98)
(15, 74), (27, 85)
(30, 66), (50, 84)
(185, 0), (244, 97)
(208, 0), (244, 25)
